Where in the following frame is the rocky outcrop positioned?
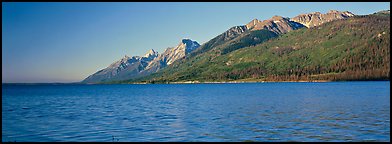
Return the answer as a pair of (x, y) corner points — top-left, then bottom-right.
(291, 10), (355, 28)
(145, 39), (200, 71)
(245, 19), (262, 29)
(222, 26), (248, 41)
(246, 15), (305, 34)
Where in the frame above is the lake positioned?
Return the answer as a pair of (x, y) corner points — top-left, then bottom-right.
(2, 82), (390, 142)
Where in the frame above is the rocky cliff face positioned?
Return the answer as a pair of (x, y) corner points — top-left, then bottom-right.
(144, 39), (200, 71)
(82, 39), (200, 83)
(246, 16), (304, 34)
(82, 50), (158, 83)
(143, 49), (159, 61)
(244, 10), (354, 34)
(245, 19), (262, 29)
(291, 10), (354, 28)
(222, 26), (248, 41)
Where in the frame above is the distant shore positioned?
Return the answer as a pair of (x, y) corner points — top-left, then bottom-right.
(3, 79), (389, 85)
(129, 79), (385, 84)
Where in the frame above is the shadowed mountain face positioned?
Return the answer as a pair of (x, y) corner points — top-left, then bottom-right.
(82, 39), (200, 83)
(291, 10), (355, 28)
(188, 17), (304, 59)
(189, 26), (249, 58)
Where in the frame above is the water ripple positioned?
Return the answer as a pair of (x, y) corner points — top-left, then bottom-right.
(2, 82), (390, 142)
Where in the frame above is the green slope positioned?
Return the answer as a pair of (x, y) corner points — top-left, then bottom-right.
(124, 14), (389, 83)
(115, 29), (279, 84)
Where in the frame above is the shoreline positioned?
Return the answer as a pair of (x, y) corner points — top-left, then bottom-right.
(3, 80), (389, 85)
(130, 79), (382, 84)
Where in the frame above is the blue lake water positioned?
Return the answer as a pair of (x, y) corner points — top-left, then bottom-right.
(2, 82), (390, 142)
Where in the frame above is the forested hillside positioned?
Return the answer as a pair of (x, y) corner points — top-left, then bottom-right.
(124, 14), (389, 83)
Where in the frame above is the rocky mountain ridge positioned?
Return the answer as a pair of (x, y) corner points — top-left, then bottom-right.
(291, 10), (355, 28)
(144, 39), (200, 72)
(129, 11), (389, 83)
(82, 39), (200, 83)
(83, 10), (363, 83)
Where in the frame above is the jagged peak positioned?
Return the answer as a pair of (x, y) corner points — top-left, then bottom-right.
(143, 49), (158, 58)
(328, 10), (340, 13)
(271, 15), (285, 20)
(298, 11), (321, 15)
(327, 10), (355, 16)
(180, 38), (200, 49)
(249, 18), (261, 23)
(342, 11), (355, 16)
(291, 10), (355, 28)
(121, 55), (132, 61)
(246, 18), (261, 29)
(298, 10), (354, 16)
(108, 55), (131, 68)
(227, 25), (247, 33)
(149, 49), (157, 53)
(179, 38), (199, 46)
(268, 15), (292, 23)
(232, 25), (246, 29)
(181, 38), (194, 43)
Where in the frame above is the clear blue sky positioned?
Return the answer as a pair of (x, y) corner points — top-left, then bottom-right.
(2, 2), (390, 83)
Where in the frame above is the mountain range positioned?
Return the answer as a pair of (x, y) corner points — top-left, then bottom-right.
(82, 39), (200, 83)
(82, 10), (389, 83)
